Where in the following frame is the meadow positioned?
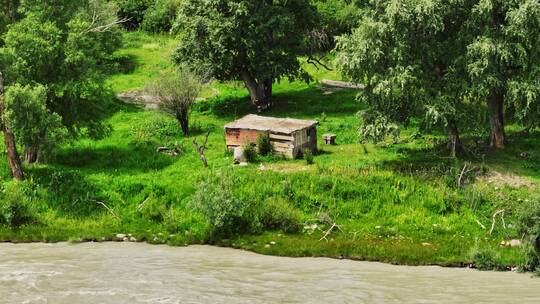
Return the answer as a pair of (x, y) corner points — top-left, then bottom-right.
(1, 31), (538, 268)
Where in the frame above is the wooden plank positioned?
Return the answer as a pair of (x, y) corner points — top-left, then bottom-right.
(269, 133), (294, 141)
(272, 142), (293, 149)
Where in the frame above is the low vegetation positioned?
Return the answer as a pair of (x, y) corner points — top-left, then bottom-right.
(0, 32), (537, 268)
(0, 1), (539, 272)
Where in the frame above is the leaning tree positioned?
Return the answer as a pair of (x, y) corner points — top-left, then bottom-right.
(173, 0), (318, 111)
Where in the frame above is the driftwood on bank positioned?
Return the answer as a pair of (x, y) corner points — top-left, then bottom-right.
(319, 223), (343, 242)
(93, 200), (120, 221)
(193, 131), (210, 167)
(489, 209), (506, 235)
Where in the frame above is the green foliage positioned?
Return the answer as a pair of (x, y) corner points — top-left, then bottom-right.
(304, 148), (314, 165)
(259, 197), (303, 233)
(5, 84), (67, 161)
(173, 0), (318, 105)
(472, 247), (506, 271)
(0, 0), (19, 37)
(518, 199), (540, 272)
(0, 182), (38, 228)
(257, 133), (273, 156)
(0, 0), (122, 139)
(145, 67), (203, 136)
(138, 195), (168, 222)
(141, 0), (181, 33)
(189, 170), (253, 237)
(243, 143), (257, 163)
(336, 0), (540, 148)
(114, 0), (152, 30)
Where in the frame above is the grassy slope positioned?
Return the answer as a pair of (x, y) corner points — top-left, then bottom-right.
(1, 32), (539, 267)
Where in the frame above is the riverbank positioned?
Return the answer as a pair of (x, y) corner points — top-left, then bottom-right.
(0, 31), (538, 270)
(1, 242), (539, 304)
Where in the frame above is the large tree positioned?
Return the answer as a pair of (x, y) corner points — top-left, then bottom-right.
(0, 0), (122, 163)
(173, 0), (317, 111)
(336, 0), (540, 152)
(465, 0), (540, 148)
(336, 0), (475, 155)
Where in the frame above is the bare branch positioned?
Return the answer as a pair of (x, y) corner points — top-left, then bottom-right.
(307, 56), (333, 71)
(83, 17), (130, 33)
(193, 131), (210, 167)
(489, 209), (505, 235)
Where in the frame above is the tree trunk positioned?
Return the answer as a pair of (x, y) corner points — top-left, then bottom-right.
(25, 148), (39, 164)
(446, 120), (462, 157)
(176, 108), (189, 136)
(0, 72), (24, 181)
(239, 70), (272, 112)
(488, 89), (505, 149)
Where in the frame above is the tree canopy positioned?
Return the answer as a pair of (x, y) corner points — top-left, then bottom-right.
(0, 0), (122, 166)
(336, 0), (540, 152)
(173, 0), (318, 110)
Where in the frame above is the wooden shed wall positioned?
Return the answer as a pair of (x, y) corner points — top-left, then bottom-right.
(225, 128), (266, 147)
(225, 126), (317, 159)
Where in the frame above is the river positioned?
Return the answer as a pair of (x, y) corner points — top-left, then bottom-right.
(0, 242), (538, 303)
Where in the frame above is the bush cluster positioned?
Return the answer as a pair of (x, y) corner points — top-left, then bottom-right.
(115, 0), (181, 33)
(257, 133), (273, 156)
(189, 170), (303, 238)
(0, 182), (38, 228)
(518, 200), (540, 273)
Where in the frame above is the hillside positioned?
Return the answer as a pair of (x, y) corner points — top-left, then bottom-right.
(1, 31), (539, 267)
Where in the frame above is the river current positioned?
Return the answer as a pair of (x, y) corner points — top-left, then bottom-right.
(0, 242), (538, 303)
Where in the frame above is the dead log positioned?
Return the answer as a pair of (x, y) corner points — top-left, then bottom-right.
(319, 223), (343, 242)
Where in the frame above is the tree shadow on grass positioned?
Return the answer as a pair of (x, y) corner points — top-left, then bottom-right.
(200, 85), (361, 121)
(376, 131), (540, 182)
(27, 166), (104, 218)
(54, 144), (177, 174)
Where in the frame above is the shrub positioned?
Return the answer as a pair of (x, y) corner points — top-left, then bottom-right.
(304, 148), (314, 165)
(257, 133), (273, 156)
(518, 200), (540, 272)
(243, 143), (257, 163)
(5, 84), (68, 163)
(189, 170), (252, 237)
(145, 68), (202, 136)
(259, 197), (303, 233)
(0, 182), (38, 228)
(114, 0), (153, 30)
(472, 247), (505, 271)
(138, 195), (168, 223)
(141, 0), (182, 33)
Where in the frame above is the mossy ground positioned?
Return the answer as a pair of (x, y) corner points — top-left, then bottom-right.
(1, 31), (538, 267)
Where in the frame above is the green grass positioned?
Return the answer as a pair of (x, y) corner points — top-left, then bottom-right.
(0, 31), (538, 268)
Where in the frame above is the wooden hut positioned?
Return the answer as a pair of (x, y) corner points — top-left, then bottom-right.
(224, 114), (318, 158)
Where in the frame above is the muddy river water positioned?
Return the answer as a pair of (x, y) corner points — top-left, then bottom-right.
(0, 242), (538, 303)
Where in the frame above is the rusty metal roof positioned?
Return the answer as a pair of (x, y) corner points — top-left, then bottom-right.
(224, 114), (318, 134)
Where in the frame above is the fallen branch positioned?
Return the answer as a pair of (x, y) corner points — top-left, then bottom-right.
(475, 219), (487, 230)
(489, 209), (505, 235)
(193, 131), (210, 167)
(457, 163), (467, 188)
(137, 197), (150, 211)
(319, 223), (343, 242)
(94, 200), (120, 220)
